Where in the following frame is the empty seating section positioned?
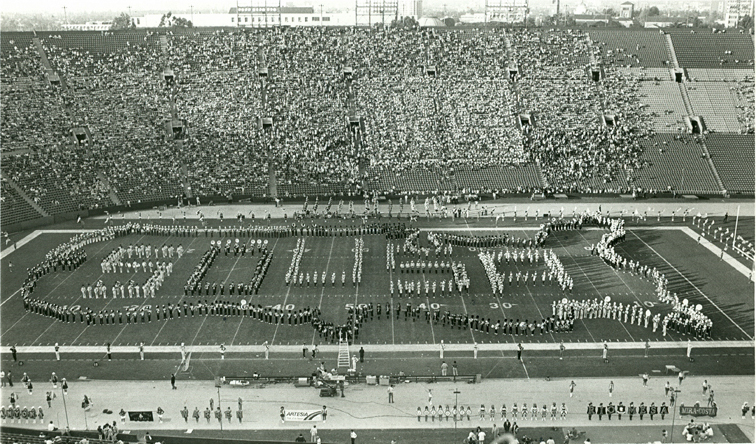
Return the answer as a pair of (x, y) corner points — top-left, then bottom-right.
(278, 183), (345, 197)
(454, 165), (545, 191)
(590, 30), (671, 67)
(0, 32), (34, 54)
(616, 67), (674, 81)
(4, 149), (114, 215)
(0, 180), (42, 225)
(42, 31), (160, 54)
(704, 134), (755, 193)
(686, 82), (743, 132)
(668, 31), (754, 68)
(366, 167), (458, 193)
(687, 69), (753, 81)
(627, 134), (720, 193)
(638, 82), (688, 132)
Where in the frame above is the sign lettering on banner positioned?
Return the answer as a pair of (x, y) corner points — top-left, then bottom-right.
(679, 405), (717, 417)
(284, 410), (323, 421)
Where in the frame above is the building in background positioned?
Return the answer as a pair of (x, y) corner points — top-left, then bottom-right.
(132, 6), (356, 28)
(62, 21), (114, 30)
(619, 1), (634, 18)
(724, 0), (754, 27)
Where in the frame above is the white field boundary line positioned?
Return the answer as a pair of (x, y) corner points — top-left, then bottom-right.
(0, 230), (93, 261)
(629, 231), (753, 340)
(677, 227), (752, 280)
(9, 340), (753, 354)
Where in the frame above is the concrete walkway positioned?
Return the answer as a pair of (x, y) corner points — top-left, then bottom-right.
(1, 375), (753, 441)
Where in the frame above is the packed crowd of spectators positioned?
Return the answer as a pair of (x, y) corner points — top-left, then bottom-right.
(3, 27), (751, 218)
(734, 76), (754, 134)
(511, 29), (653, 192)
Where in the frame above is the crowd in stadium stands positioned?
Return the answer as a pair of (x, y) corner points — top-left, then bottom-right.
(735, 77), (755, 134)
(1, 28), (754, 216)
(510, 29), (653, 192)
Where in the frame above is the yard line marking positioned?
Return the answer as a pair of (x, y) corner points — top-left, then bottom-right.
(629, 231), (753, 340)
(28, 318), (61, 346)
(310, 237), (336, 346)
(566, 231), (638, 342)
(26, 236), (122, 344)
(458, 292), (477, 343)
(0, 288), (24, 308)
(426, 296), (436, 345)
(71, 234), (152, 345)
(231, 237), (280, 346)
(272, 248), (296, 347)
(506, 248), (556, 342)
(155, 236), (203, 347)
(419, 271), (436, 345)
(520, 359), (530, 380)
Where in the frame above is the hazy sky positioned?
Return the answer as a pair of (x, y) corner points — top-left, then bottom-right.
(2, 0), (686, 15)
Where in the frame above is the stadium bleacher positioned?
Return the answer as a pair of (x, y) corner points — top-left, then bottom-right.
(627, 134), (721, 193)
(590, 30), (671, 68)
(704, 134), (756, 193)
(668, 30), (755, 69)
(637, 82), (688, 132)
(686, 82), (743, 132)
(1, 28), (754, 231)
(0, 179), (43, 225)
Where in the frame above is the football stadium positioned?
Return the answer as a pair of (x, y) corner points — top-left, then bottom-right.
(0, 7), (754, 444)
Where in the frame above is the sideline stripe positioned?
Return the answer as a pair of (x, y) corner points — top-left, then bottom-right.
(1, 229), (96, 261)
(678, 227), (752, 279)
(630, 231), (753, 340)
(7, 340), (752, 354)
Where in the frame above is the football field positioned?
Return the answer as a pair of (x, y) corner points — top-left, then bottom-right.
(1, 216), (753, 349)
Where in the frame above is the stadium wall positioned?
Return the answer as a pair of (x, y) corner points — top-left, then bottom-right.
(0, 426), (138, 442)
(152, 435), (333, 444)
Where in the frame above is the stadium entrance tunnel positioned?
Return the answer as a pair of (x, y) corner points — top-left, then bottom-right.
(163, 68), (175, 85)
(258, 117), (273, 131)
(686, 116), (706, 135)
(672, 68), (687, 83)
(519, 113), (534, 129)
(71, 127), (92, 145)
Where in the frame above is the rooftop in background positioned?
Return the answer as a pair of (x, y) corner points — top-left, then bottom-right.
(228, 6), (315, 14)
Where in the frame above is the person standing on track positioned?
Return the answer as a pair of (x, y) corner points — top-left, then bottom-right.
(569, 380), (576, 397)
(517, 343), (524, 361)
(602, 343), (608, 363)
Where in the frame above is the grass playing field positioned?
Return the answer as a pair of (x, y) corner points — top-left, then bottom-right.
(1, 216), (753, 349)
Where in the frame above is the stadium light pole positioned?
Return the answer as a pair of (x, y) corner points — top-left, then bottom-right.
(732, 205), (740, 249)
(217, 385), (223, 432)
(669, 388), (681, 442)
(60, 386), (70, 431)
(453, 388), (460, 430)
